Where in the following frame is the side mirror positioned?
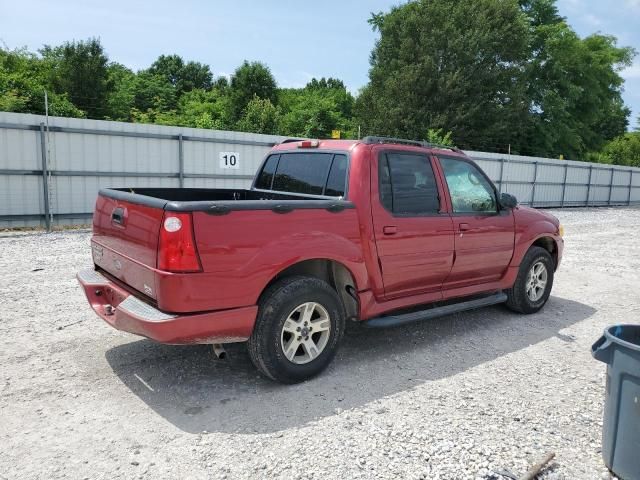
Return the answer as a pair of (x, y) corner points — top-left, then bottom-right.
(499, 192), (518, 209)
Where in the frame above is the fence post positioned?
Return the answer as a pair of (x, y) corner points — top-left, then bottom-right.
(178, 134), (184, 188)
(560, 164), (568, 208)
(628, 170), (634, 206)
(530, 162), (538, 207)
(607, 168), (614, 206)
(498, 157), (505, 194)
(39, 122), (51, 232)
(586, 165), (593, 207)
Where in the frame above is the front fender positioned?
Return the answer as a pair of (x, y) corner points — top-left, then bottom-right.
(511, 218), (563, 267)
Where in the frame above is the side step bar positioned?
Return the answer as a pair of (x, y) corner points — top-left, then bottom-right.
(364, 292), (508, 329)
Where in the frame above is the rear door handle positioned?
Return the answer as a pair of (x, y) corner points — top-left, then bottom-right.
(383, 226), (397, 235)
(459, 223), (470, 232)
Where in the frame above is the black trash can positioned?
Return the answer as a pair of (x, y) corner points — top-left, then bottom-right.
(592, 324), (640, 480)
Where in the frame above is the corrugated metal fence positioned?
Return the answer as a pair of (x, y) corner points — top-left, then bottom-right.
(470, 150), (640, 209)
(0, 112), (287, 228)
(1, 111), (640, 229)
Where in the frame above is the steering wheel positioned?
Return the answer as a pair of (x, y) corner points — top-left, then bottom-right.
(467, 171), (481, 186)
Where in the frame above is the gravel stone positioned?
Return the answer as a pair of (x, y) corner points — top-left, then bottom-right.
(1, 207), (638, 479)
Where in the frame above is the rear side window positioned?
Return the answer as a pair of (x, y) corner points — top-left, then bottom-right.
(256, 152), (348, 197)
(325, 154), (348, 197)
(254, 154), (279, 190)
(379, 153), (440, 215)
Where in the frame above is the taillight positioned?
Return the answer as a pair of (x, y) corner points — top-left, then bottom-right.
(298, 140), (319, 148)
(157, 212), (202, 272)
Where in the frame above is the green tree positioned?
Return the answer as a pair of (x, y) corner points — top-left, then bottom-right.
(176, 88), (231, 129)
(179, 60), (213, 93)
(358, 0), (635, 158)
(131, 71), (176, 112)
(356, 0), (531, 151)
(279, 92), (344, 138)
(105, 63), (136, 121)
(303, 77), (354, 119)
(519, 0), (635, 158)
(229, 61), (277, 121)
(129, 88), (232, 130)
(596, 132), (640, 167)
(427, 128), (454, 146)
(278, 78), (355, 138)
(40, 38), (110, 118)
(148, 54), (183, 86)
(0, 47), (83, 117)
(148, 54), (213, 94)
(213, 76), (230, 90)
(236, 96), (280, 134)
(0, 89), (28, 112)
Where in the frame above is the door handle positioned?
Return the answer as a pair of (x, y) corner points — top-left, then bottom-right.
(459, 223), (470, 232)
(111, 207), (125, 225)
(383, 226), (397, 235)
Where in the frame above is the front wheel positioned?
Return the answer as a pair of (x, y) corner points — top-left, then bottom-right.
(247, 276), (345, 383)
(505, 246), (554, 314)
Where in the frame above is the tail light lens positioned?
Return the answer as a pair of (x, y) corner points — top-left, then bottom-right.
(157, 212), (202, 272)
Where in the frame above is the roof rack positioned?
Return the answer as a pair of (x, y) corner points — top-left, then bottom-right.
(422, 141), (462, 152)
(279, 138), (306, 144)
(361, 136), (461, 152)
(361, 136), (423, 147)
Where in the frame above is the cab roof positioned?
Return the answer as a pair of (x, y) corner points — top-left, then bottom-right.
(271, 136), (466, 157)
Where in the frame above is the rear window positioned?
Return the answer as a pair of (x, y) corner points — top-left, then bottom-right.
(255, 152), (348, 197)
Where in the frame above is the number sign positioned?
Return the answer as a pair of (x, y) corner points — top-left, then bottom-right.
(219, 152), (240, 169)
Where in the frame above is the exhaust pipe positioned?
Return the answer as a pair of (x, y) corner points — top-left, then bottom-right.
(212, 343), (226, 360)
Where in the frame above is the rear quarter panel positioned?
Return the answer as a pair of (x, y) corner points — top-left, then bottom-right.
(155, 208), (368, 312)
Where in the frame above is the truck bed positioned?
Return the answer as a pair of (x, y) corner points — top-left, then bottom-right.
(90, 187), (361, 314)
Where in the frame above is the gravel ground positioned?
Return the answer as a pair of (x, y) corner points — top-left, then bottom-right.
(1, 207), (638, 480)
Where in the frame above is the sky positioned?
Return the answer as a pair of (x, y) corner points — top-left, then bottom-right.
(1, 0), (639, 129)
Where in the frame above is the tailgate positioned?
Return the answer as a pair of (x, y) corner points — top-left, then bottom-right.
(91, 193), (165, 299)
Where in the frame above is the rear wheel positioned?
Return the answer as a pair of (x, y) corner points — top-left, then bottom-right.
(247, 276), (345, 383)
(505, 246), (554, 314)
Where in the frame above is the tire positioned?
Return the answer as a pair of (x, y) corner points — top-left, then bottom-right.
(505, 246), (555, 314)
(247, 276), (345, 384)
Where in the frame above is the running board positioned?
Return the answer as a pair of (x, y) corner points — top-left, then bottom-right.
(364, 292), (508, 329)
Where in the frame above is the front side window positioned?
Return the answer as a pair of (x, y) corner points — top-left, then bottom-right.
(439, 157), (497, 214)
(379, 153), (440, 215)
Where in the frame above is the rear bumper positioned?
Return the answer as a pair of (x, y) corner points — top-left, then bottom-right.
(77, 269), (257, 344)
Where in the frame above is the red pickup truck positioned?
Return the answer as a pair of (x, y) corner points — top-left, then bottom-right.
(78, 137), (563, 383)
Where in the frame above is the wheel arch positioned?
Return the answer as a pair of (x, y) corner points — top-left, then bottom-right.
(530, 236), (559, 268)
(260, 258), (360, 321)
